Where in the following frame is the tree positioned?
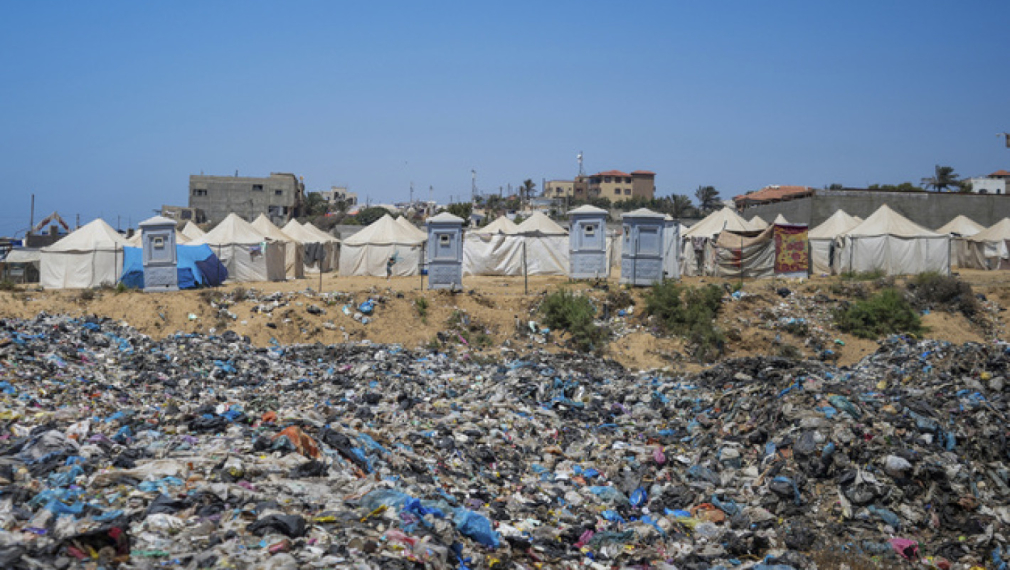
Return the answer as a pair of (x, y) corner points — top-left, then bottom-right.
(957, 179), (973, 193)
(354, 207), (388, 226)
(694, 186), (721, 213)
(303, 192), (329, 217)
(444, 202), (472, 225)
(922, 165), (960, 193)
(668, 195), (697, 218)
(520, 179), (536, 205)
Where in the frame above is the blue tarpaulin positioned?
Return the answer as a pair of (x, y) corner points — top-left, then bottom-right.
(120, 244), (228, 289)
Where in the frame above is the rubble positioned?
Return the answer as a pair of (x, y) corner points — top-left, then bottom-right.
(0, 313), (1009, 568)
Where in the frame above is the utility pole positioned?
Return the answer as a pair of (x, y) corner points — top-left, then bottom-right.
(29, 194), (34, 235)
(471, 170), (477, 203)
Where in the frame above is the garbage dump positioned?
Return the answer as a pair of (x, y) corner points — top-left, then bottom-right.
(2, 313), (1010, 568)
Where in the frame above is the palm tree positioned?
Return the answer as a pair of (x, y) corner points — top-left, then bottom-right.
(520, 179), (536, 206)
(921, 165), (960, 193)
(694, 186), (721, 213)
(668, 194), (696, 218)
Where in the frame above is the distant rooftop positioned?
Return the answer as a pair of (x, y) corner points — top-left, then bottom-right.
(734, 185), (813, 206)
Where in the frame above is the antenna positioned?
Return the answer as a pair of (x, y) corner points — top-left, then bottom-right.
(471, 170), (477, 202)
(577, 151), (584, 176)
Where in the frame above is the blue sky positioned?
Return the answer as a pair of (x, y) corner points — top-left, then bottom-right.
(2, 1), (1009, 236)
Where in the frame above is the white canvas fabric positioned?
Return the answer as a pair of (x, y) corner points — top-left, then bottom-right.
(809, 210), (862, 275)
(748, 216), (769, 230)
(663, 217), (681, 279)
(396, 216), (428, 242)
(838, 205), (949, 275)
(282, 220), (338, 273)
(936, 215), (984, 236)
(683, 208), (752, 238)
(473, 216), (520, 235)
(515, 212), (568, 235)
(962, 218), (1010, 269)
(463, 234), (569, 276)
(180, 221), (206, 241)
(40, 219), (130, 289)
(188, 213), (286, 282)
(339, 215), (425, 276)
(251, 215), (304, 279)
(772, 214), (790, 225)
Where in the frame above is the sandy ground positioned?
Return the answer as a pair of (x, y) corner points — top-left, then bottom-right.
(0, 270), (1000, 372)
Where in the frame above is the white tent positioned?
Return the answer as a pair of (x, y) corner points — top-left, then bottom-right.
(180, 221), (206, 241)
(681, 208), (752, 276)
(748, 215), (769, 230)
(515, 212), (567, 235)
(282, 220), (338, 273)
(838, 205), (950, 275)
(396, 216), (428, 242)
(472, 216), (520, 235)
(40, 219), (129, 289)
(189, 213), (286, 282)
(463, 212), (569, 276)
(339, 214), (425, 276)
(964, 218), (1010, 270)
(251, 214), (304, 279)
(936, 215), (984, 236)
(772, 213), (790, 225)
(936, 215), (985, 269)
(809, 210), (862, 275)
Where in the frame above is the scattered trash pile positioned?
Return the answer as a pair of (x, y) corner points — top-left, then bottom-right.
(2, 314), (1010, 569)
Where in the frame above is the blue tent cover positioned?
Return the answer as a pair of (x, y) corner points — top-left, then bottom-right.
(120, 244), (227, 289)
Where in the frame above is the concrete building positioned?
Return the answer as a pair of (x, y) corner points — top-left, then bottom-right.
(967, 170), (1010, 195)
(318, 186), (358, 208)
(188, 172), (304, 226)
(585, 170), (656, 201)
(544, 180), (575, 199)
(160, 205), (206, 225)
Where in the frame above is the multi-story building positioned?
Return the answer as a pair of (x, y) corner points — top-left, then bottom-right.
(188, 172), (304, 226)
(160, 205), (207, 225)
(968, 170), (1010, 195)
(318, 186), (358, 208)
(544, 180), (575, 199)
(585, 170), (656, 200)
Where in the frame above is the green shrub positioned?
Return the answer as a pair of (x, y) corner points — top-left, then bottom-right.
(643, 282), (725, 362)
(0, 280), (19, 292)
(835, 288), (924, 339)
(906, 271), (977, 317)
(539, 289), (608, 352)
(415, 296), (429, 323)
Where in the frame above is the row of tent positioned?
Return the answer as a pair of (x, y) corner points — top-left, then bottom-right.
(34, 214), (341, 289)
(685, 204), (1010, 277)
(20, 203), (1010, 289)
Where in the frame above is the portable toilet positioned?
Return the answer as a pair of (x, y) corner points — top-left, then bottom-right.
(568, 204), (609, 279)
(426, 212), (464, 290)
(662, 215), (681, 280)
(138, 215), (178, 291)
(620, 208), (666, 286)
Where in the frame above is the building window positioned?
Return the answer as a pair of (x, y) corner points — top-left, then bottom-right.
(626, 177), (632, 183)
(193, 189), (207, 197)
(181, 210), (192, 220)
(604, 177), (612, 183)
(624, 188), (631, 195)
(252, 184), (263, 191)
(614, 189), (620, 195)
(274, 190), (283, 196)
